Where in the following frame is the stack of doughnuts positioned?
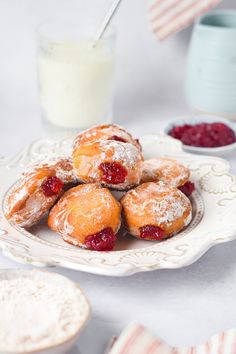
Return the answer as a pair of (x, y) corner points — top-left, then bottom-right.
(5, 124), (195, 251)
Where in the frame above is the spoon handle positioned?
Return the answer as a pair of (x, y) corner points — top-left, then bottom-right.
(95, 0), (122, 41)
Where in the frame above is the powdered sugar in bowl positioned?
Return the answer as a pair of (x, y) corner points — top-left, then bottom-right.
(0, 269), (90, 354)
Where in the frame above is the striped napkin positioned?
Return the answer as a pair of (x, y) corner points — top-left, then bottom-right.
(149, 0), (222, 40)
(106, 323), (236, 354)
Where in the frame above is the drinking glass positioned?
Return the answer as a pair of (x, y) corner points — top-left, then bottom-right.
(37, 20), (116, 135)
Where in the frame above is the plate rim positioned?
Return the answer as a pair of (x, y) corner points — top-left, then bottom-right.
(0, 135), (236, 276)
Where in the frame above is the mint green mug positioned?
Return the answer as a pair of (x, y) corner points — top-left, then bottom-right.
(186, 10), (236, 119)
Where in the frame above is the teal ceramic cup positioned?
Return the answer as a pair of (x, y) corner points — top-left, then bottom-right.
(186, 10), (236, 119)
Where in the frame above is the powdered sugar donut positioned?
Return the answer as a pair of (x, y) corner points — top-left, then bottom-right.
(141, 157), (195, 197)
(73, 124), (141, 151)
(141, 158), (189, 186)
(5, 158), (77, 228)
(73, 139), (144, 190)
(121, 181), (192, 240)
(48, 184), (121, 251)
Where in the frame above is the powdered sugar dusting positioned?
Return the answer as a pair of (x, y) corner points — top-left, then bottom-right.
(73, 124), (141, 151)
(24, 157), (77, 184)
(105, 141), (140, 165)
(62, 234), (86, 248)
(122, 182), (192, 227)
(5, 158), (77, 228)
(73, 140), (143, 190)
(10, 191), (59, 228)
(184, 210), (193, 227)
(141, 158), (190, 187)
(0, 270), (89, 353)
(49, 184), (121, 246)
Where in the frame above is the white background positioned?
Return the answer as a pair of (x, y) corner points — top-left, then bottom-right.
(1, 1), (236, 353)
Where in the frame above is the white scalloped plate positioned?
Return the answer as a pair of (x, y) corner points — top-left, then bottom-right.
(0, 135), (236, 276)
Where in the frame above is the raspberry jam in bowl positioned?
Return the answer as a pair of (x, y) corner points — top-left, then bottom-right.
(164, 116), (236, 156)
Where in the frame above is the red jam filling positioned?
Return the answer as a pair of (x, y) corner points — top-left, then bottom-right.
(179, 181), (195, 197)
(85, 227), (116, 251)
(42, 176), (63, 197)
(169, 122), (236, 148)
(108, 135), (127, 143)
(99, 162), (128, 184)
(140, 225), (165, 240)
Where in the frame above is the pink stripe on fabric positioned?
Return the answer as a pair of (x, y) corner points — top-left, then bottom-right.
(152, 0), (193, 22)
(108, 327), (236, 354)
(218, 332), (225, 354)
(231, 333), (236, 354)
(150, 0), (164, 11)
(153, 0), (220, 40)
(205, 339), (212, 354)
(150, 0), (222, 40)
(119, 325), (144, 354)
(152, 0), (202, 30)
(150, 0), (185, 21)
(153, 0), (218, 33)
(146, 339), (162, 354)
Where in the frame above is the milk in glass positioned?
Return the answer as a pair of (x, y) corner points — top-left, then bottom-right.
(38, 25), (115, 130)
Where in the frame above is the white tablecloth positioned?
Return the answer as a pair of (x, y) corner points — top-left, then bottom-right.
(1, 1), (236, 353)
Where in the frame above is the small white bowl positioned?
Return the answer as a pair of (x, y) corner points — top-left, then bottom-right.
(164, 116), (236, 156)
(0, 269), (90, 354)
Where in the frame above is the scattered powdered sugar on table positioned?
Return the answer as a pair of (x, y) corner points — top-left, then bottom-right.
(0, 270), (88, 352)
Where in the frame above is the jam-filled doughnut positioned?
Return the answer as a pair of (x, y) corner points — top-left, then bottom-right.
(73, 139), (143, 190)
(141, 157), (195, 197)
(121, 181), (192, 240)
(73, 124), (141, 151)
(5, 158), (77, 228)
(48, 183), (121, 251)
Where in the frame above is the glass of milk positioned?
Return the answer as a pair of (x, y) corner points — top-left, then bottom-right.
(37, 21), (116, 135)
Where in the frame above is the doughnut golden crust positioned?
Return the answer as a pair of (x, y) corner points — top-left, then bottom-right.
(73, 124), (141, 151)
(48, 184), (121, 251)
(5, 158), (77, 228)
(121, 182), (192, 240)
(141, 158), (190, 187)
(72, 139), (144, 190)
